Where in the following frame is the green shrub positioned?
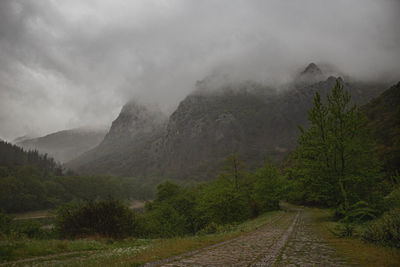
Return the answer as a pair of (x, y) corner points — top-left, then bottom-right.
(139, 182), (198, 237)
(12, 220), (44, 238)
(334, 201), (378, 222)
(362, 208), (400, 248)
(251, 162), (283, 212)
(0, 211), (12, 235)
(196, 178), (250, 228)
(385, 186), (400, 210)
(330, 222), (355, 238)
(55, 199), (138, 238)
(140, 203), (187, 238)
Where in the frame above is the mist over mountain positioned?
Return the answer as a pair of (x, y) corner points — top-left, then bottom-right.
(67, 101), (167, 176)
(67, 63), (387, 180)
(0, 1), (399, 141)
(17, 127), (107, 163)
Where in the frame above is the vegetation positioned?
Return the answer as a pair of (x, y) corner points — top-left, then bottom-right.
(362, 208), (400, 248)
(1, 80), (399, 265)
(0, 166), (153, 213)
(1, 210), (283, 265)
(0, 141), (154, 213)
(362, 81), (400, 177)
(0, 140), (62, 175)
(311, 208), (400, 267)
(288, 80), (384, 217)
(34, 153), (282, 240)
(285, 79), (400, 252)
(56, 199), (138, 238)
(128, 156), (283, 238)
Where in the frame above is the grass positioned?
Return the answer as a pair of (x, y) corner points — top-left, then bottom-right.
(0, 210), (285, 266)
(311, 208), (400, 267)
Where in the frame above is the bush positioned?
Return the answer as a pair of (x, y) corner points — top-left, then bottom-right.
(11, 220), (45, 238)
(335, 201), (378, 222)
(362, 208), (400, 248)
(140, 203), (187, 238)
(330, 222), (355, 238)
(139, 182), (197, 237)
(196, 178), (250, 228)
(251, 162), (284, 213)
(385, 186), (400, 210)
(55, 199), (138, 238)
(0, 211), (12, 236)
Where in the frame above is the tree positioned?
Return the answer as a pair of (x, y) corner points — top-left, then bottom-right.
(292, 79), (382, 213)
(252, 161), (284, 213)
(219, 154), (245, 191)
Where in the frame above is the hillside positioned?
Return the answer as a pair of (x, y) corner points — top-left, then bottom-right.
(67, 64), (386, 180)
(0, 140), (61, 174)
(362, 81), (400, 175)
(17, 127), (107, 163)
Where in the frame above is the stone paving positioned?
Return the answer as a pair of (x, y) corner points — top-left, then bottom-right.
(155, 212), (295, 266)
(148, 209), (354, 267)
(275, 210), (354, 267)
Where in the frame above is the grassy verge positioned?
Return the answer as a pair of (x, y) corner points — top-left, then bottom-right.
(0, 237), (152, 263)
(1, 210), (286, 266)
(311, 208), (400, 267)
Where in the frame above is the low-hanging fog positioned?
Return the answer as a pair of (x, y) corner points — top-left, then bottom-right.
(0, 0), (399, 141)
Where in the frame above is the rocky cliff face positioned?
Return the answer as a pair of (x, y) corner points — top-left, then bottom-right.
(67, 100), (167, 176)
(68, 64), (386, 180)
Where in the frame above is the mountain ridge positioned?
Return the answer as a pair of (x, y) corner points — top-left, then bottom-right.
(17, 127), (107, 163)
(66, 64), (388, 181)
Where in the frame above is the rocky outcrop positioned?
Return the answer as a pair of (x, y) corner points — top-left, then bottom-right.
(66, 100), (167, 176)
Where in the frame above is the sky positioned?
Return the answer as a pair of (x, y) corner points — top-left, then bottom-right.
(0, 0), (399, 141)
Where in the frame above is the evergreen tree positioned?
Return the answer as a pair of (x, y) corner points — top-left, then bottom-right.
(292, 80), (382, 212)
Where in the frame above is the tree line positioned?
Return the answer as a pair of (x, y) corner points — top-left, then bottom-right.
(56, 158), (284, 238)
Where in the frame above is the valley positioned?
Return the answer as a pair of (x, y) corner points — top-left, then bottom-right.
(1, 2), (399, 265)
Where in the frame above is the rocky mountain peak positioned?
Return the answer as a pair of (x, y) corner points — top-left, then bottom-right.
(301, 63), (322, 76)
(102, 99), (166, 145)
(295, 63), (326, 86)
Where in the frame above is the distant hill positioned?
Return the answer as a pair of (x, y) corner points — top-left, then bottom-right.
(17, 127), (107, 163)
(67, 63), (386, 181)
(0, 140), (61, 174)
(362, 81), (400, 176)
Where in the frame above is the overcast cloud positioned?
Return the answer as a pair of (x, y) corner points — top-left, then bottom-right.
(0, 0), (399, 141)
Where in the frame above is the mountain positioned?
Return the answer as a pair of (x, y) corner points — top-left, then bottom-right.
(13, 135), (37, 144)
(17, 127), (107, 163)
(295, 62), (326, 85)
(67, 101), (167, 176)
(67, 63), (387, 181)
(362, 81), (400, 175)
(157, 75), (385, 180)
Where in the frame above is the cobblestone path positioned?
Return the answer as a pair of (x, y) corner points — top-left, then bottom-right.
(147, 209), (353, 267)
(149, 212), (295, 267)
(275, 210), (353, 267)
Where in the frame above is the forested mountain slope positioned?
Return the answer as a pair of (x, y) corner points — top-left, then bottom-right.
(362, 81), (400, 176)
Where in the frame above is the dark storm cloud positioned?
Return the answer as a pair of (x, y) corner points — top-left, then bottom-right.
(0, 0), (399, 140)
